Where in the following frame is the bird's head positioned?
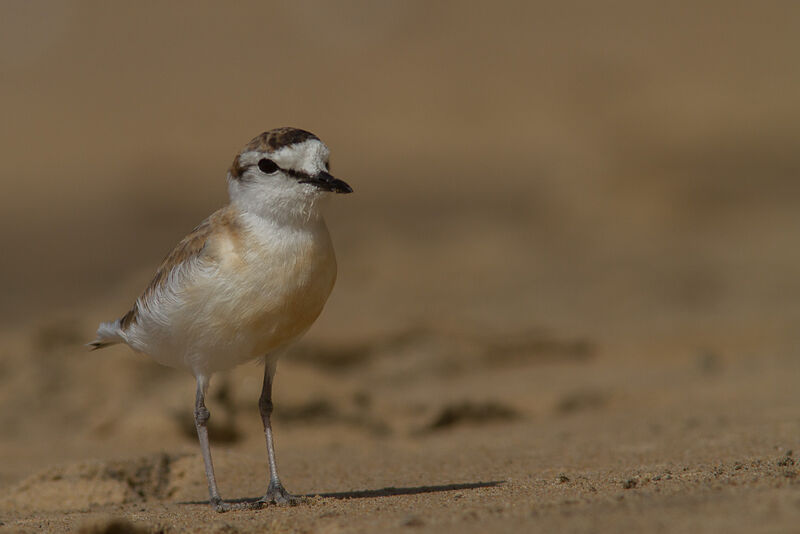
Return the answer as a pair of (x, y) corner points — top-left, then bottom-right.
(227, 128), (352, 221)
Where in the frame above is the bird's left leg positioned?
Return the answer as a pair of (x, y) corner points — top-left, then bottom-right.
(257, 357), (300, 505)
(194, 376), (231, 512)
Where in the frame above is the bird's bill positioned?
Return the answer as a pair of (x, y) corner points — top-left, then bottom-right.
(299, 171), (353, 194)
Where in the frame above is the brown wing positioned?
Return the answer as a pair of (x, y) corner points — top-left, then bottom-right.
(119, 206), (240, 330)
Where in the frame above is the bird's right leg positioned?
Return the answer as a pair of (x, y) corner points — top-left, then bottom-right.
(257, 357), (300, 505)
(194, 376), (229, 512)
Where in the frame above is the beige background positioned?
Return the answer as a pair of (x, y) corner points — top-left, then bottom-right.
(1, 2), (799, 532)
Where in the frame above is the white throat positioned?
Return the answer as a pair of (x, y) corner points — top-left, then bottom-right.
(227, 175), (329, 227)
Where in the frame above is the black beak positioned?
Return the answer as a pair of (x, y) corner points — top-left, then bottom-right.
(300, 171), (353, 194)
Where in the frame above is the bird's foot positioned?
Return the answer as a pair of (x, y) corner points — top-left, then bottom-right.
(258, 482), (303, 506)
(211, 496), (233, 513)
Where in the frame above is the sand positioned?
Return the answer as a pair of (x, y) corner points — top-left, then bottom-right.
(1, 2), (799, 533)
(1, 320), (799, 533)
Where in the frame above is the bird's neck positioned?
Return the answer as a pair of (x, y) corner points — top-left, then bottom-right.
(229, 193), (328, 235)
(228, 195), (327, 230)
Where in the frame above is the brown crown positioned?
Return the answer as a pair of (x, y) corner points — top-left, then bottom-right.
(229, 127), (319, 179)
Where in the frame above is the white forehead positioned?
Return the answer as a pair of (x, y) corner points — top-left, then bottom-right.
(240, 139), (329, 174)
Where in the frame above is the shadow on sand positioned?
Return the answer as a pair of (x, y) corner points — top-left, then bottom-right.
(181, 480), (504, 506)
(310, 480), (505, 500)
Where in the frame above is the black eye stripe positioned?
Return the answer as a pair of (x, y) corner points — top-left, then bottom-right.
(282, 168), (313, 180)
(253, 159), (314, 181)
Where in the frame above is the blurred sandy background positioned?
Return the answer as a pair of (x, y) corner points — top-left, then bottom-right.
(1, 1), (799, 533)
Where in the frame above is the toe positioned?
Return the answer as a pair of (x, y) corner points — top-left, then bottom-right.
(260, 483), (304, 506)
(213, 501), (232, 513)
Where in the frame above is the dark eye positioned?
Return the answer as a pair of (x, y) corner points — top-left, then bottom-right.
(258, 159), (279, 174)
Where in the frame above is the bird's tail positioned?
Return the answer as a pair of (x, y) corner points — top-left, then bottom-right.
(88, 320), (124, 350)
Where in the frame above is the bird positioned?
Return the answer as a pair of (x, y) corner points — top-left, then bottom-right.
(89, 127), (353, 511)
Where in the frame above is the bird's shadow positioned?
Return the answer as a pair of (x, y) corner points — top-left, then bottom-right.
(181, 480), (504, 506)
(309, 480), (504, 500)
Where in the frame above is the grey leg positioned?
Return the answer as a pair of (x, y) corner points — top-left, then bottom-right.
(194, 377), (230, 512)
(258, 359), (300, 505)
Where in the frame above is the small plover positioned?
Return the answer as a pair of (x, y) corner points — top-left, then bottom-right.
(90, 127), (352, 511)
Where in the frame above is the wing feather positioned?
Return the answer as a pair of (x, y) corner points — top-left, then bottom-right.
(121, 206), (240, 330)
(90, 206), (242, 349)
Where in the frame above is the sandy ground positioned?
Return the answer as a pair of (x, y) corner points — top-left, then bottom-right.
(1, 2), (800, 533)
